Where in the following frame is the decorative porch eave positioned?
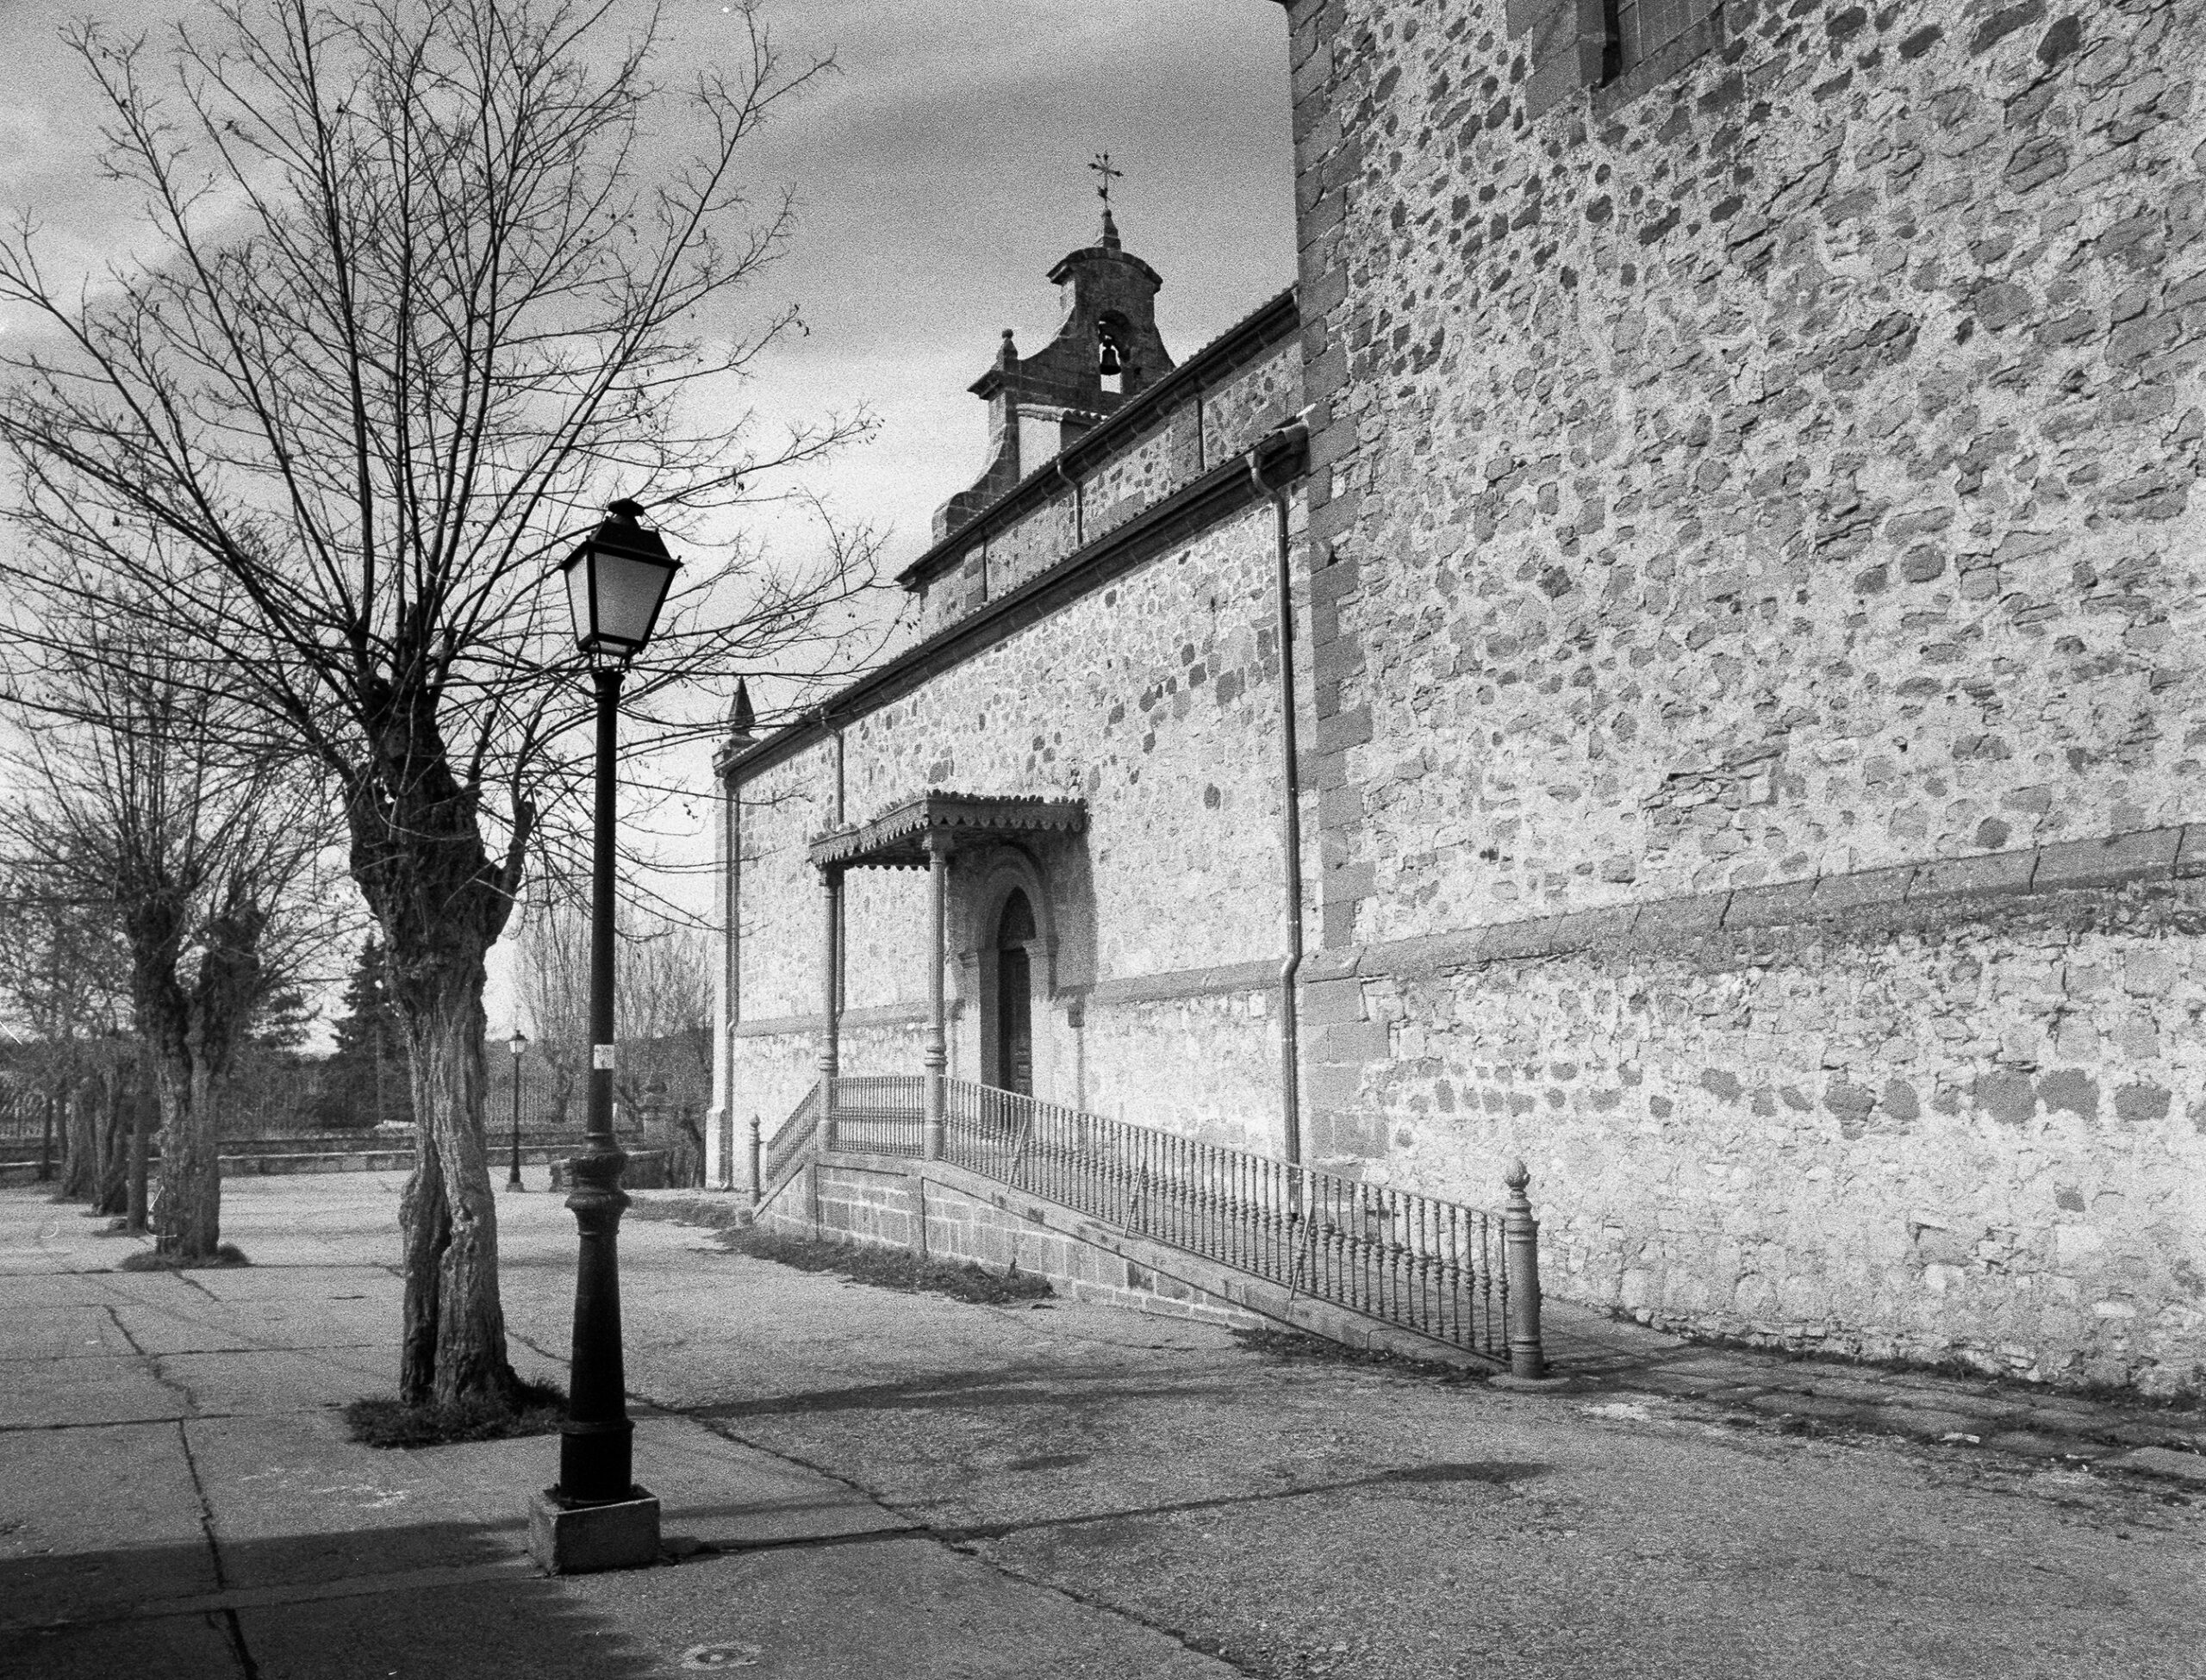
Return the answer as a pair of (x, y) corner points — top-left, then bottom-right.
(807, 792), (1088, 872)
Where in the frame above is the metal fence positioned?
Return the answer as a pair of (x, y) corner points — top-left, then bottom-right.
(784, 1073), (1527, 1366)
(822, 1076), (928, 1159)
(0, 1086), (50, 1145)
(762, 1083), (824, 1192)
(1, 1086), (54, 1179)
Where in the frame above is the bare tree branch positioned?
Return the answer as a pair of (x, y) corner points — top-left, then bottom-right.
(0, 0), (881, 1408)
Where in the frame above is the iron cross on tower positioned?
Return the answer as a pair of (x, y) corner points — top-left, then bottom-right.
(1089, 152), (1124, 208)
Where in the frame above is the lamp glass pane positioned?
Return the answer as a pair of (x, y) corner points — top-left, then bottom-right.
(592, 551), (677, 647)
(563, 551), (595, 646)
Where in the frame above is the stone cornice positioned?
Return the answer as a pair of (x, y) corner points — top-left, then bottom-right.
(723, 831), (2197, 1040)
(1305, 827), (2206, 986)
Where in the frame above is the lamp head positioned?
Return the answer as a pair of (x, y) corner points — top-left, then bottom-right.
(558, 500), (682, 656)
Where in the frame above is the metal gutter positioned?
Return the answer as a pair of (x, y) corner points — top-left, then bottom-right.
(1250, 432), (1307, 1169)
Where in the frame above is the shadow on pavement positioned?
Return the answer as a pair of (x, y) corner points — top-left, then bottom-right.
(686, 1364), (1251, 1422)
(4, 1519), (660, 1680)
(930, 1458), (1552, 1542)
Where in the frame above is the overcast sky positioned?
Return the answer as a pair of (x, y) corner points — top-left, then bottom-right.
(0, 0), (1299, 1036)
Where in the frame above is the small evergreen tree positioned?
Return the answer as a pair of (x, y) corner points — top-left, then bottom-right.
(252, 983), (318, 1059)
(320, 937), (410, 1129)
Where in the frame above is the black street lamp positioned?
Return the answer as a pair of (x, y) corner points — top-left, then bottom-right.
(507, 1029), (528, 1191)
(530, 498), (681, 1571)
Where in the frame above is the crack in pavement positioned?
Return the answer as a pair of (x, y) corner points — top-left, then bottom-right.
(0, 1412), (248, 1434)
(171, 1413), (262, 1678)
(667, 1397), (1262, 1677)
(104, 1302), (203, 1416)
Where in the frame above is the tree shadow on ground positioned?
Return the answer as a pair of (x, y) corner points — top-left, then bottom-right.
(683, 1362), (1255, 1422)
(3, 1516), (667, 1680)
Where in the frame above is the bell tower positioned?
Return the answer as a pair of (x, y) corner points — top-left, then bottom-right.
(932, 171), (1175, 543)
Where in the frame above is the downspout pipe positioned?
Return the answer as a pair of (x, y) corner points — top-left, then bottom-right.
(1248, 419), (1311, 1169)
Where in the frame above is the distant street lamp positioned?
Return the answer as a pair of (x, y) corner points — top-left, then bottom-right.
(531, 498), (681, 1570)
(507, 1029), (528, 1191)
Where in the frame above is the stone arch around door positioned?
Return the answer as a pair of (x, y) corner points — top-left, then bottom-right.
(961, 849), (1056, 1098)
(994, 890), (1038, 1097)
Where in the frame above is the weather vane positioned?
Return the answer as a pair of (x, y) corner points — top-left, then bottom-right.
(1089, 151), (1124, 208)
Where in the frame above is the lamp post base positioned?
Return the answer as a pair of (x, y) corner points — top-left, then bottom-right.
(527, 1484), (661, 1573)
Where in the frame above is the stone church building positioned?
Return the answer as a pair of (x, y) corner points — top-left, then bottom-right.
(710, 0), (2205, 1394)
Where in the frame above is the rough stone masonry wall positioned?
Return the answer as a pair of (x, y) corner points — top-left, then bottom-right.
(1280, 0), (2206, 1387)
(911, 333), (1302, 640)
(731, 499), (1312, 1154)
(1343, 880), (2206, 1394)
(727, 744), (936, 1140)
(1292, 0), (2203, 934)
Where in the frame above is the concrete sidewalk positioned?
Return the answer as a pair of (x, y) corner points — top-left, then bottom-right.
(4, 1173), (2204, 1680)
(0, 1176), (1237, 1679)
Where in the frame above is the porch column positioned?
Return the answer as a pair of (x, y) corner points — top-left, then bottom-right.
(818, 864), (842, 1143)
(707, 732), (746, 1192)
(923, 832), (950, 1160)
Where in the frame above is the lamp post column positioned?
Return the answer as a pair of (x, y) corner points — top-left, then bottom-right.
(508, 1036), (526, 1191)
(560, 663), (633, 1505)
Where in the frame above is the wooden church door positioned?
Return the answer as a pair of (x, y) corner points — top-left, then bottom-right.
(995, 890), (1036, 1097)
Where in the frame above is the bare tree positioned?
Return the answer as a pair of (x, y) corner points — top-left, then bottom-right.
(618, 916), (712, 1186)
(0, 0), (876, 1407)
(0, 879), (135, 1209)
(512, 903), (590, 1129)
(0, 618), (336, 1260)
(515, 898), (710, 1101)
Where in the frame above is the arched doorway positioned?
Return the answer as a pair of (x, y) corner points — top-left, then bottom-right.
(994, 889), (1036, 1097)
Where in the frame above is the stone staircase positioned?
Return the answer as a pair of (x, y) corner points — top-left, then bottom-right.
(734, 1077), (1550, 1376)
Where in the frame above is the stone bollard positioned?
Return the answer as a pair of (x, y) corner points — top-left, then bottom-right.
(1503, 1160), (1547, 1380)
(746, 1113), (763, 1206)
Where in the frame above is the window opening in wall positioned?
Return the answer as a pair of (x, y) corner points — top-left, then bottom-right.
(1605, 0), (1717, 81)
(995, 889), (1036, 1097)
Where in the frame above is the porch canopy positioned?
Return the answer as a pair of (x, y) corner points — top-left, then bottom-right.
(805, 791), (1087, 1157)
(807, 790), (1087, 872)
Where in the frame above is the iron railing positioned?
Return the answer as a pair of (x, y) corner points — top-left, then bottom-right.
(794, 1073), (1518, 1364)
(0, 1086), (50, 1144)
(822, 1075), (928, 1159)
(762, 1082), (824, 1193)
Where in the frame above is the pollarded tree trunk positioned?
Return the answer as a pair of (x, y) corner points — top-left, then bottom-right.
(152, 1058), (222, 1259)
(59, 1083), (97, 1201)
(350, 688), (527, 1413)
(92, 1061), (133, 1217)
(397, 962), (516, 1409)
(128, 1081), (150, 1234)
